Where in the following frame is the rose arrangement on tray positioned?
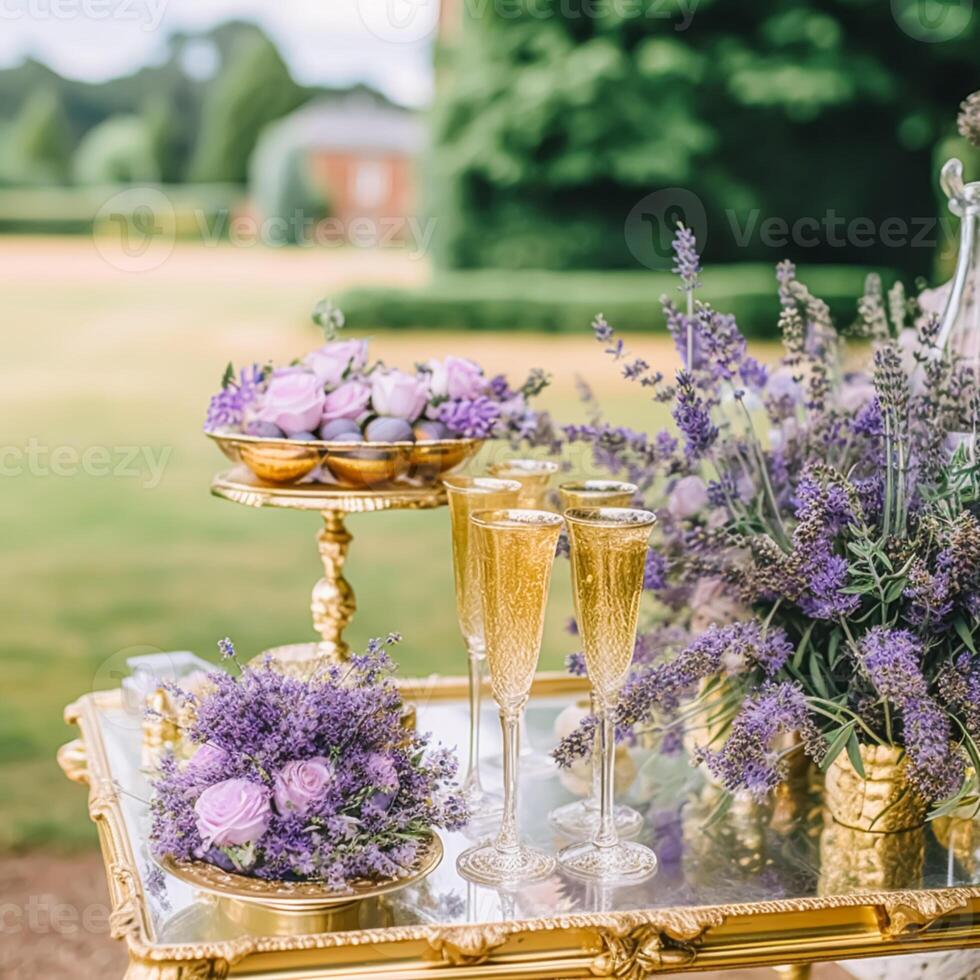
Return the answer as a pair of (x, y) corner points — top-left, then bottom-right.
(205, 302), (550, 445)
(556, 223), (980, 820)
(150, 636), (468, 889)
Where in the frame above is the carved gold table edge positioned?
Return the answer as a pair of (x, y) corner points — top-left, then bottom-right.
(60, 684), (980, 979)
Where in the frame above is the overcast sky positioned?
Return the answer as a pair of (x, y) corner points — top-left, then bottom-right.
(0, 0), (439, 105)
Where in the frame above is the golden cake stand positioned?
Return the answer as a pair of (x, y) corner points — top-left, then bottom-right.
(211, 467), (446, 667)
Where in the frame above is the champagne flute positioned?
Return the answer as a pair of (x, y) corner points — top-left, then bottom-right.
(487, 459), (559, 509)
(483, 459), (560, 776)
(557, 507), (658, 882)
(549, 482), (644, 839)
(457, 509), (563, 885)
(444, 476), (522, 815)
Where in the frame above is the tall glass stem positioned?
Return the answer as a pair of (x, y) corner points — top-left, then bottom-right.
(587, 693), (601, 813)
(595, 697), (618, 849)
(496, 707), (521, 852)
(463, 643), (485, 795)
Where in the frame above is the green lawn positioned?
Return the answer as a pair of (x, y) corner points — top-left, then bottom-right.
(0, 238), (783, 850)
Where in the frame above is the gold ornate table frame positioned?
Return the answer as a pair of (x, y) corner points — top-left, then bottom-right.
(60, 674), (980, 980)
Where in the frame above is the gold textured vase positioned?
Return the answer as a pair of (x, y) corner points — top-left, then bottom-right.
(824, 744), (925, 832)
(819, 744), (926, 895)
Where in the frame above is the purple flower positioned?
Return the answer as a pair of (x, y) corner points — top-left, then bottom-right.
(696, 682), (824, 801)
(862, 628), (928, 703)
(643, 549), (667, 590)
(150, 637), (469, 884)
(258, 372), (326, 436)
(798, 547), (860, 620)
(371, 370), (428, 421)
(740, 356), (769, 390)
(425, 356), (487, 400)
(438, 397), (501, 439)
(205, 365), (264, 430)
(273, 758), (335, 816)
(553, 623), (794, 767)
(672, 371), (717, 461)
(861, 627), (964, 803)
(194, 778), (272, 849)
(672, 224), (701, 291)
(187, 743), (229, 773)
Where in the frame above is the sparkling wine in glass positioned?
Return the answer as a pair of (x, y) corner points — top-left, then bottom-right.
(457, 509), (563, 885)
(549, 483), (644, 840)
(487, 459), (559, 510)
(557, 507), (658, 882)
(444, 476), (522, 816)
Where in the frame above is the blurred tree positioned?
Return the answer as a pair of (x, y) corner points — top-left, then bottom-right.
(4, 86), (73, 185)
(249, 119), (329, 244)
(73, 115), (160, 185)
(143, 94), (182, 184)
(190, 34), (306, 184)
(431, 0), (980, 275)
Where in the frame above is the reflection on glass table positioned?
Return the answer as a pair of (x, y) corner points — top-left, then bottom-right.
(88, 685), (980, 946)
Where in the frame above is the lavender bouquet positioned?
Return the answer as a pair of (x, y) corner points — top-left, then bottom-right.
(150, 637), (468, 888)
(556, 225), (980, 817)
(205, 301), (551, 446)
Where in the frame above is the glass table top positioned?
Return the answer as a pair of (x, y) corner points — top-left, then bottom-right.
(93, 688), (980, 947)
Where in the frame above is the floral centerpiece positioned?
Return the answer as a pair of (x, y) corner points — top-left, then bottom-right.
(556, 224), (980, 823)
(150, 636), (468, 889)
(205, 301), (550, 446)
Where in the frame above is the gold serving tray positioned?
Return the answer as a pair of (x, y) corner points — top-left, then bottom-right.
(60, 675), (980, 980)
(158, 834), (443, 937)
(206, 429), (482, 489)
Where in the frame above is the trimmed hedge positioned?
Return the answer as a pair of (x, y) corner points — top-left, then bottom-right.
(337, 265), (897, 338)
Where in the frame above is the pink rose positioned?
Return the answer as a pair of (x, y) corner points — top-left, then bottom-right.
(258, 373), (325, 435)
(194, 778), (271, 848)
(305, 340), (369, 387)
(273, 757), (335, 816)
(667, 475), (708, 521)
(426, 357), (486, 400)
(321, 380), (372, 421)
(371, 370), (429, 421)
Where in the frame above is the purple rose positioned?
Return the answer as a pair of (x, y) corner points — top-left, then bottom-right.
(667, 475), (708, 521)
(305, 340), (369, 387)
(273, 757), (335, 816)
(365, 752), (400, 792)
(258, 373), (325, 436)
(322, 380), (372, 421)
(194, 778), (271, 848)
(371, 370), (428, 421)
(426, 357), (486, 400)
(187, 743), (228, 772)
